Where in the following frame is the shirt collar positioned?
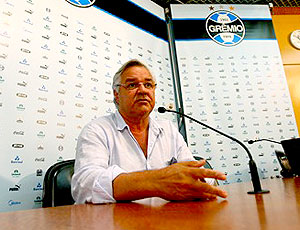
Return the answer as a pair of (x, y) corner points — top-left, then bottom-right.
(114, 110), (129, 131)
(149, 116), (164, 136)
(114, 110), (164, 135)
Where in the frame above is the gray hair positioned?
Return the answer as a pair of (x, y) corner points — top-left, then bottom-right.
(112, 59), (156, 107)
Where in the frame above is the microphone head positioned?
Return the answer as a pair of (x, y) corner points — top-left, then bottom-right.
(158, 107), (166, 113)
(248, 140), (255, 144)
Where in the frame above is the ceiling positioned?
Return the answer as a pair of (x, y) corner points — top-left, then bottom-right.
(151, 0), (300, 7)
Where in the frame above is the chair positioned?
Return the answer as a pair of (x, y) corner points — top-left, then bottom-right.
(193, 156), (218, 185)
(42, 159), (75, 207)
(193, 156), (213, 169)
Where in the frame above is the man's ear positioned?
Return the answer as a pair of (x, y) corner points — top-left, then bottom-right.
(113, 89), (119, 105)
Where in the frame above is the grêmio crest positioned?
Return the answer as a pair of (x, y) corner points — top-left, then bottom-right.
(65, 0), (96, 8)
(205, 10), (245, 47)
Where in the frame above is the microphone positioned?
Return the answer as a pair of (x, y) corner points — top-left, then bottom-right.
(158, 107), (167, 113)
(248, 137), (300, 176)
(248, 139), (281, 145)
(158, 106), (270, 194)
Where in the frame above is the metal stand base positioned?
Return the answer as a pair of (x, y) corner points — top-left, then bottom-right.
(247, 190), (270, 194)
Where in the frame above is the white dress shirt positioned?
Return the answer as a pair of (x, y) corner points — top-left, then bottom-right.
(71, 110), (207, 204)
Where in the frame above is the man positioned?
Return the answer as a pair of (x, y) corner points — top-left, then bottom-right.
(71, 59), (227, 203)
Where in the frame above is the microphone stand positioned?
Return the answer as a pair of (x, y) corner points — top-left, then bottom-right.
(158, 107), (270, 194)
(248, 139), (281, 145)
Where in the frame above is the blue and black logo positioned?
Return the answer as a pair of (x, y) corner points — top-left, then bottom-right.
(206, 10), (245, 46)
(65, 0), (96, 8)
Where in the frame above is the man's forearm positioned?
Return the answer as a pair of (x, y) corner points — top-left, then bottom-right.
(113, 169), (161, 201)
(112, 161), (228, 201)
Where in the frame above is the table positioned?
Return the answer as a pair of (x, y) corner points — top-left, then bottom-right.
(1, 177), (300, 230)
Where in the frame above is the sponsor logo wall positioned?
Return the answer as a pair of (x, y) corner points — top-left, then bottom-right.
(1, 0), (299, 212)
(0, 0), (175, 212)
(171, 4), (299, 184)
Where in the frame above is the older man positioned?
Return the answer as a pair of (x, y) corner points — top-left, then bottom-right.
(71, 59), (227, 203)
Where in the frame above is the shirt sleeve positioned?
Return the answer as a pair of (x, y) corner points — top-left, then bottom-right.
(71, 121), (126, 204)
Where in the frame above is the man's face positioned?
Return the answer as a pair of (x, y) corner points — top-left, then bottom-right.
(114, 66), (156, 120)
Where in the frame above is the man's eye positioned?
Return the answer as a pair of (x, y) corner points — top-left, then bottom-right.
(127, 83), (137, 89)
(144, 83), (152, 88)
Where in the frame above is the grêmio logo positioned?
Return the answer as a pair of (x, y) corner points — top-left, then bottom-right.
(205, 10), (245, 46)
(65, 0), (96, 8)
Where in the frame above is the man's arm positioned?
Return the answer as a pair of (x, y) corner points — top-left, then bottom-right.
(113, 160), (227, 201)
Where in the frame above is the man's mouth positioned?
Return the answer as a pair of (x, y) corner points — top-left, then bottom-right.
(136, 99), (149, 103)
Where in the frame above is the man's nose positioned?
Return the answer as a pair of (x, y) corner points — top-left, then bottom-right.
(136, 83), (147, 90)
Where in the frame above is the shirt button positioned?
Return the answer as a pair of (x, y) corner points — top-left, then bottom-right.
(146, 162), (151, 169)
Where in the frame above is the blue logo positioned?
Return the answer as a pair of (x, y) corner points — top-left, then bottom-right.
(8, 200), (22, 206)
(11, 156), (23, 164)
(206, 10), (245, 46)
(65, 0), (96, 8)
(33, 182), (43, 191)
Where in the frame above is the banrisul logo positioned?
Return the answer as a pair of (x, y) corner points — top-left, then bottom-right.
(65, 0), (96, 8)
(206, 10), (245, 46)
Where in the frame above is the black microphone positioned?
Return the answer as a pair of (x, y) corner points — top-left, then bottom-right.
(158, 107), (167, 113)
(248, 139), (281, 145)
(158, 106), (270, 194)
(248, 137), (300, 176)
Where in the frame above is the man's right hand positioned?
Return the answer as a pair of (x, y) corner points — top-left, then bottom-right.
(152, 160), (227, 200)
(113, 160), (227, 201)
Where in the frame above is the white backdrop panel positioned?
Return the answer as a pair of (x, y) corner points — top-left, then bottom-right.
(0, 0), (175, 212)
(171, 4), (298, 184)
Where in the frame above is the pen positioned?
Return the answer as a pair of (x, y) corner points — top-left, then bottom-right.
(168, 157), (178, 165)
